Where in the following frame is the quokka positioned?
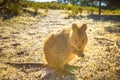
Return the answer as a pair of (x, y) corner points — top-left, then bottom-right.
(43, 23), (88, 70)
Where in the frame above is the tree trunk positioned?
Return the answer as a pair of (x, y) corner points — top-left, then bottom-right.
(98, 0), (102, 18)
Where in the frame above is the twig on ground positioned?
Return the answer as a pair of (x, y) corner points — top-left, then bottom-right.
(94, 36), (115, 42)
(115, 41), (120, 52)
(0, 62), (47, 68)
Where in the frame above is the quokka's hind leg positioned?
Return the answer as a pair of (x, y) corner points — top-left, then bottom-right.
(46, 64), (65, 74)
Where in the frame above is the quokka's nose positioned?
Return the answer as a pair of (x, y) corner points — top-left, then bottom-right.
(78, 53), (84, 58)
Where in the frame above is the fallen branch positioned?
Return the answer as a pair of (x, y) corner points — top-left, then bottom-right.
(94, 36), (115, 42)
(0, 62), (47, 68)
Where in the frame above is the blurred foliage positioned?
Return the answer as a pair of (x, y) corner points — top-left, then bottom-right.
(65, 3), (73, 10)
(39, 2), (66, 10)
(90, 0), (120, 9)
(102, 9), (120, 15)
(78, 7), (83, 14)
(71, 6), (79, 17)
(0, 0), (26, 16)
(32, 2), (40, 15)
(45, 7), (49, 13)
(0, 0), (120, 20)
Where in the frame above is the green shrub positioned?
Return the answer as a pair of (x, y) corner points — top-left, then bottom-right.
(0, 0), (26, 16)
(102, 9), (120, 15)
(6, 3), (22, 15)
(65, 3), (73, 10)
(82, 6), (98, 13)
(90, 9), (94, 14)
(71, 6), (79, 17)
(32, 3), (40, 14)
(111, 10), (120, 15)
(78, 7), (83, 15)
(45, 7), (49, 12)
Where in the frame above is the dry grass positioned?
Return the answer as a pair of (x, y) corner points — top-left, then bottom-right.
(0, 9), (120, 80)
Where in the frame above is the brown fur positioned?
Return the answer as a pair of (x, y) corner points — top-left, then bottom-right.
(43, 23), (88, 70)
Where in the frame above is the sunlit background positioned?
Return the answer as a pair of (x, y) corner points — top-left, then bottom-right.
(0, 0), (120, 80)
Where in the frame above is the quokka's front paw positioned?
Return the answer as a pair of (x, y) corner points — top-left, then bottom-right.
(78, 52), (84, 58)
(76, 50), (84, 58)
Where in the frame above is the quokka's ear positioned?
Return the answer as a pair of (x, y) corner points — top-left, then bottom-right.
(71, 23), (78, 31)
(80, 24), (87, 31)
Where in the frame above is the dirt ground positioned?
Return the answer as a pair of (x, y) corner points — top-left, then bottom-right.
(0, 9), (120, 80)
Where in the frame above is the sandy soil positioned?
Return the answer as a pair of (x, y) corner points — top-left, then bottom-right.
(0, 9), (120, 80)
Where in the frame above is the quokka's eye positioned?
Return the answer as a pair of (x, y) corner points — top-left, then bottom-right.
(83, 40), (87, 44)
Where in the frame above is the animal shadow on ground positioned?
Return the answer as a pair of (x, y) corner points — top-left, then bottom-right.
(104, 25), (120, 34)
(87, 14), (120, 22)
(0, 14), (15, 21)
(6, 63), (78, 80)
(105, 24), (120, 50)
